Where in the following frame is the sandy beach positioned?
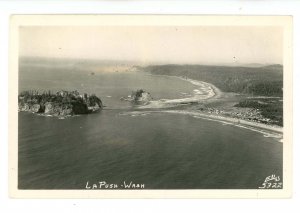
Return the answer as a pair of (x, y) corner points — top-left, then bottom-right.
(120, 109), (283, 142)
(128, 75), (283, 142)
(139, 74), (222, 109)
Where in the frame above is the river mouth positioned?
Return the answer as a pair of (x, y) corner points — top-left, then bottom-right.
(18, 61), (283, 189)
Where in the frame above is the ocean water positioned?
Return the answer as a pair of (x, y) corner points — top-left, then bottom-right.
(18, 62), (282, 189)
(19, 63), (199, 109)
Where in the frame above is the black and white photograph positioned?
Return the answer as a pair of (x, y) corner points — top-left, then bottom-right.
(8, 15), (292, 198)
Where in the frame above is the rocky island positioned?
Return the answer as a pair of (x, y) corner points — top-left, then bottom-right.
(18, 90), (103, 117)
(121, 89), (153, 105)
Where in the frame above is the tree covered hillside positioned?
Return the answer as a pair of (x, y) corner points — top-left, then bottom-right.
(143, 64), (283, 97)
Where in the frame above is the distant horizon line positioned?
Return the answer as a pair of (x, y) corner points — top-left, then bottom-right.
(19, 56), (283, 67)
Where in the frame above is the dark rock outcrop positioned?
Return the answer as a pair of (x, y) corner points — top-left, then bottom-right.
(18, 90), (103, 117)
(121, 89), (153, 105)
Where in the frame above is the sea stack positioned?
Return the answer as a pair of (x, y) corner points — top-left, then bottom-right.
(121, 89), (153, 105)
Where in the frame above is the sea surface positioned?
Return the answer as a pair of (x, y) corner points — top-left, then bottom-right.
(18, 61), (283, 189)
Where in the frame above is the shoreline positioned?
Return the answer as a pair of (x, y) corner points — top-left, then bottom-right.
(163, 110), (282, 134)
(140, 74), (222, 109)
(135, 73), (283, 141)
(120, 109), (283, 142)
(18, 71), (283, 141)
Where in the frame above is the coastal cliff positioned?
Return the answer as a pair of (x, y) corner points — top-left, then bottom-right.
(18, 90), (103, 117)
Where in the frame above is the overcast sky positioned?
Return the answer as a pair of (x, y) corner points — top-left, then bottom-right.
(20, 26), (283, 65)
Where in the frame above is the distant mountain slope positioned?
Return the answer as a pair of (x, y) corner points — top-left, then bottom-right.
(142, 64), (283, 97)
